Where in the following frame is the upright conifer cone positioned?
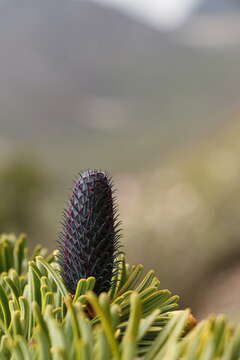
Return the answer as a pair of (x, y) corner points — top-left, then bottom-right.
(58, 170), (121, 294)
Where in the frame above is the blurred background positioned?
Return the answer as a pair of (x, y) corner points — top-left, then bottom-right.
(0, 0), (240, 320)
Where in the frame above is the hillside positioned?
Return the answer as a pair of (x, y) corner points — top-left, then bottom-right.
(0, 0), (239, 169)
(0, 0), (170, 137)
(178, 0), (240, 48)
(195, 0), (240, 14)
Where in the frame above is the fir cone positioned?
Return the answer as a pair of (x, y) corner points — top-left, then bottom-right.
(58, 170), (121, 294)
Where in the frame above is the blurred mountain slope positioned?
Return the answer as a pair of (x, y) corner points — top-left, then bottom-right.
(0, 0), (239, 149)
(179, 0), (240, 47)
(195, 0), (240, 14)
(0, 0), (170, 137)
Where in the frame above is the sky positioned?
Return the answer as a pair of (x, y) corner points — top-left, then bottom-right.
(93, 0), (199, 29)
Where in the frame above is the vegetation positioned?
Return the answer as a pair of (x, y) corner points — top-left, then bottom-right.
(0, 234), (239, 359)
(0, 156), (48, 242)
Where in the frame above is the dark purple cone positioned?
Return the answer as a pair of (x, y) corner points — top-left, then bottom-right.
(58, 170), (121, 295)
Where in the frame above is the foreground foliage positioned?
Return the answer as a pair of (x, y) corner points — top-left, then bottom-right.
(0, 234), (239, 360)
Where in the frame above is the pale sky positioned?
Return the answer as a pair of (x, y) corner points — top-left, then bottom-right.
(93, 0), (199, 29)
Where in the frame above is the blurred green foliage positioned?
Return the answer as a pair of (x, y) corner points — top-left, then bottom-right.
(0, 155), (48, 240)
(119, 121), (240, 318)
